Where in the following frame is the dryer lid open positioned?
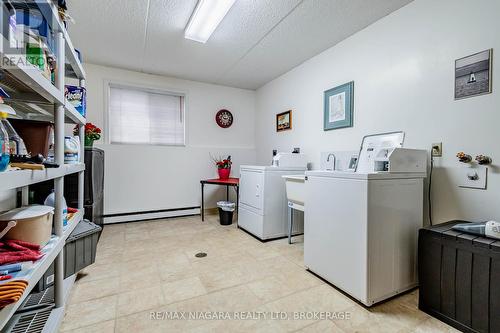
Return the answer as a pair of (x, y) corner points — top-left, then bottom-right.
(355, 131), (405, 173)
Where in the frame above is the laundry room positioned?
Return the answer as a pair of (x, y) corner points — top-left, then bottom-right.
(0, 0), (499, 332)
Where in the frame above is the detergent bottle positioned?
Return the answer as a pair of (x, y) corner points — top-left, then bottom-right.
(44, 190), (68, 226)
(0, 117), (9, 171)
(0, 91), (16, 171)
(1, 112), (27, 155)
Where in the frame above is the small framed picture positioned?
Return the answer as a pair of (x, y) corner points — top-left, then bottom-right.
(455, 49), (492, 100)
(276, 110), (292, 132)
(324, 81), (354, 131)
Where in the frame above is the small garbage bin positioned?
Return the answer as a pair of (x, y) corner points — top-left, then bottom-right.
(217, 201), (235, 225)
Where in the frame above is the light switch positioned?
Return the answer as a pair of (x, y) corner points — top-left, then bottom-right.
(459, 166), (487, 189)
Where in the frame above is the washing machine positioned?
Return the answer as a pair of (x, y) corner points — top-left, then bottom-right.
(304, 132), (428, 306)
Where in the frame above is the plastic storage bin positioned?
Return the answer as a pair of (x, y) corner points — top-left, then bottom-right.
(217, 201), (235, 225)
(33, 219), (102, 292)
(419, 220), (500, 333)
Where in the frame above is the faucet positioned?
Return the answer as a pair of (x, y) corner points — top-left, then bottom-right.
(326, 153), (336, 171)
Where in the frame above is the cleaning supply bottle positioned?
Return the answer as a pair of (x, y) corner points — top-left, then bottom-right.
(0, 119), (9, 172)
(44, 190), (68, 226)
(46, 125), (55, 162)
(0, 90), (16, 172)
(1, 114), (27, 155)
(64, 136), (80, 164)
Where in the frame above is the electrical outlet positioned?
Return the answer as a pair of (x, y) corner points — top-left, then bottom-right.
(432, 143), (442, 157)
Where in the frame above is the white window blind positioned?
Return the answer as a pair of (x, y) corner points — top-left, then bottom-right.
(108, 85), (185, 145)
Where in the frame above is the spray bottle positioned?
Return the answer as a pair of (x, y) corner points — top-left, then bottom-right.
(0, 117), (8, 171)
(0, 90), (16, 171)
(1, 113), (27, 156)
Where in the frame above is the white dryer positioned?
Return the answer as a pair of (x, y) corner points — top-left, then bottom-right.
(239, 154), (307, 240)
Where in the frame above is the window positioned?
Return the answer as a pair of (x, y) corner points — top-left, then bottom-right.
(108, 84), (185, 146)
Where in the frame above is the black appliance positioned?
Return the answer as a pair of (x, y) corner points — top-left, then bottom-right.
(29, 148), (104, 228)
(65, 148), (104, 227)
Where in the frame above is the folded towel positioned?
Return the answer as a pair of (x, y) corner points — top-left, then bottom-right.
(0, 281), (28, 291)
(0, 280), (28, 309)
(0, 240), (43, 265)
(2, 240), (41, 251)
(0, 263), (22, 274)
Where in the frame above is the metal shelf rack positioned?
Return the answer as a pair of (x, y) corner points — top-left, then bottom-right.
(0, 0), (87, 331)
(0, 211), (82, 328)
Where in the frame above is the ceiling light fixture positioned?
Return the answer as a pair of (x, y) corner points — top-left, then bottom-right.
(184, 0), (236, 43)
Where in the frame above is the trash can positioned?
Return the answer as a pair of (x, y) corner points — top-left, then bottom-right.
(217, 201), (235, 225)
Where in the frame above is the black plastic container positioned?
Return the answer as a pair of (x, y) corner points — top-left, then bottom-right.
(65, 148), (105, 227)
(34, 219), (102, 292)
(418, 220), (500, 333)
(29, 148), (105, 228)
(218, 208), (233, 225)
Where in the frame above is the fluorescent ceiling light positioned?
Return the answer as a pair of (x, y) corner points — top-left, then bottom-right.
(185, 0), (236, 43)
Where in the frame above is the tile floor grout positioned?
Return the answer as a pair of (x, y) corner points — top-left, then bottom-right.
(67, 257), (321, 321)
(59, 215), (459, 333)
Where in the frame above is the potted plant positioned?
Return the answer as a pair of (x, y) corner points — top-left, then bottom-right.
(211, 155), (232, 179)
(74, 123), (101, 147)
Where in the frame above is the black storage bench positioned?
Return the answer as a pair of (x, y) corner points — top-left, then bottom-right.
(418, 221), (500, 333)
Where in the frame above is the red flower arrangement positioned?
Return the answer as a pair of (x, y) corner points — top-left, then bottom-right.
(73, 123), (102, 141)
(210, 154), (232, 179)
(211, 155), (232, 169)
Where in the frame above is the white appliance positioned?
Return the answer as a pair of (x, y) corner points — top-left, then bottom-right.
(239, 153), (307, 240)
(304, 132), (427, 306)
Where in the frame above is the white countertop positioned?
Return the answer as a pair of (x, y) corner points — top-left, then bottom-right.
(240, 165), (307, 171)
(305, 170), (427, 179)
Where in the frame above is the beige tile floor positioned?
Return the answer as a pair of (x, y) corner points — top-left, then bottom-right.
(59, 214), (459, 333)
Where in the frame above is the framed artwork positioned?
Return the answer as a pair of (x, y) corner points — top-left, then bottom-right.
(276, 110), (292, 132)
(455, 49), (492, 100)
(324, 81), (354, 131)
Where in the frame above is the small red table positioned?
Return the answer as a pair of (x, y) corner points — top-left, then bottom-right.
(200, 178), (239, 221)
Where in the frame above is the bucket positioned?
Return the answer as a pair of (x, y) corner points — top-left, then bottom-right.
(0, 205), (54, 246)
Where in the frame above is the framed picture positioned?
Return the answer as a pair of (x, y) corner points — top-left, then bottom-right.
(455, 49), (492, 100)
(324, 81), (354, 131)
(276, 110), (292, 132)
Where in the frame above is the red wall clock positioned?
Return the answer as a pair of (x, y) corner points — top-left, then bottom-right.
(215, 109), (233, 128)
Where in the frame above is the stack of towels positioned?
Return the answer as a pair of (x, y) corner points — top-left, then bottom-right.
(0, 239), (43, 265)
(0, 239), (43, 308)
(0, 280), (28, 308)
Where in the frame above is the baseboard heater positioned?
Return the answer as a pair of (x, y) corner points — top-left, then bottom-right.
(103, 206), (201, 224)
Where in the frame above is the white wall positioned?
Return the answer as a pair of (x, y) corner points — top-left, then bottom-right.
(83, 64), (256, 216)
(255, 0), (500, 224)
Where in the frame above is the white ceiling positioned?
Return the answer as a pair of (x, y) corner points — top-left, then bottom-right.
(67, 0), (413, 90)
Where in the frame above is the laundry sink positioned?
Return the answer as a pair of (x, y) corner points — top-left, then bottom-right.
(282, 175), (306, 206)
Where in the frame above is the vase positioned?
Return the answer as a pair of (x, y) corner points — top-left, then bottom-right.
(218, 168), (231, 179)
(84, 137), (94, 148)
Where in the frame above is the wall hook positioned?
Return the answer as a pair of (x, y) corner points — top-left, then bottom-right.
(475, 155), (492, 165)
(456, 152), (472, 163)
